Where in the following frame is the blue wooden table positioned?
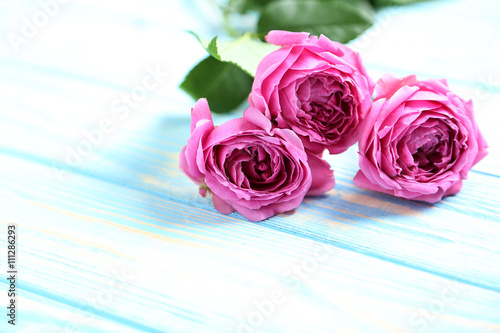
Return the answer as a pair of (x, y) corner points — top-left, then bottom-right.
(1, 0), (499, 332)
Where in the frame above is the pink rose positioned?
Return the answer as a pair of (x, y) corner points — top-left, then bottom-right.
(354, 74), (488, 203)
(248, 30), (375, 154)
(180, 98), (335, 221)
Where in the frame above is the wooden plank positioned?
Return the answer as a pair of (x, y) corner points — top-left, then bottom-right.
(7, 106), (497, 290)
(1, 97), (499, 293)
(1, 154), (500, 332)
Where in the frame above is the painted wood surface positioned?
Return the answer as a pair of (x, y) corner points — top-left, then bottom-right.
(0, 0), (499, 332)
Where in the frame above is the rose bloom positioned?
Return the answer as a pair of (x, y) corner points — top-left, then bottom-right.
(180, 98), (335, 222)
(354, 74), (488, 203)
(248, 30), (375, 154)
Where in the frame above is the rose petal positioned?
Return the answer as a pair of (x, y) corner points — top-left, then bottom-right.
(266, 30), (311, 46)
(243, 106), (273, 133)
(374, 74), (417, 100)
(306, 152), (335, 196)
(212, 194), (235, 215)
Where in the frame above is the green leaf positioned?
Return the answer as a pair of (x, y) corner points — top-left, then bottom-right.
(228, 0), (272, 13)
(188, 31), (279, 77)
(257, 0), (375, 44)
(187, 31), (216, 57)
(182, 32), (277, 113)
(370, 0), (430, 8)
(180, 56), (253, 114)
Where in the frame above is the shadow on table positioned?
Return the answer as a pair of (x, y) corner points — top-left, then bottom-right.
(292, 182), (437, 230)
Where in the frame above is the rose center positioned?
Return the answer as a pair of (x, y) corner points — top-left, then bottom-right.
(295, 76), (354, 139)
(224, 145), (275, 189)
(408, 129), (448, 173)
(245, 146), (272, 178)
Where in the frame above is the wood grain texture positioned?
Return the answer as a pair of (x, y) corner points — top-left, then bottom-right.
(0, 0), (499, 332)
(1, 155), (500, 333)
